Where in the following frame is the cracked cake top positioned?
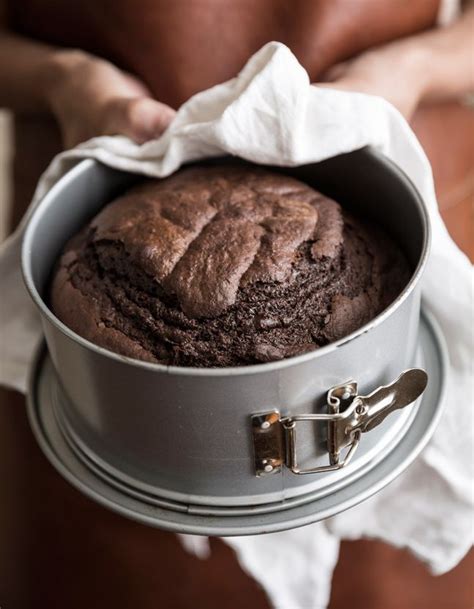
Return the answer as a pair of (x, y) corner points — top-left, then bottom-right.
(51, 164), (410, 367)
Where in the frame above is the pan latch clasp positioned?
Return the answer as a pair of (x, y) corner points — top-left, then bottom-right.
(252, 369), (428, 477)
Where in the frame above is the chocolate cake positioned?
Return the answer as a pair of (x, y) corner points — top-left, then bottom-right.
(50, 164), (410, 366)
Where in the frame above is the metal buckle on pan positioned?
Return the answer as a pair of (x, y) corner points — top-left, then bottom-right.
(251, 368), (428, 477)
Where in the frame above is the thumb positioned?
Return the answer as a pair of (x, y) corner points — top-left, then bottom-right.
(103, 97), (177, 143)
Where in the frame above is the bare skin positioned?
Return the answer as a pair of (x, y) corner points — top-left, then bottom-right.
(47, 51), (177, 148)
(0, 7), (473, 148)
(321, 8), (474, 118)
(0, 26), (177, 147)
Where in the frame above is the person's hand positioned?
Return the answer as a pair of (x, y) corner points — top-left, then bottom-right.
(318, 40), (427, 120)
(47, 50), (176, 149)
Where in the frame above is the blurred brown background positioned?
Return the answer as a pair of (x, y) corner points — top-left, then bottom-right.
(0, 110), (12, 240)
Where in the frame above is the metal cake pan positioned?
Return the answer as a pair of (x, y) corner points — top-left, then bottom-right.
(26, 307), (447, 535)
(22, 147), (432, 511)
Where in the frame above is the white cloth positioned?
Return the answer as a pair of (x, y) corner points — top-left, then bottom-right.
(0, 43), (472, 608)
(437, 0), (461, 26)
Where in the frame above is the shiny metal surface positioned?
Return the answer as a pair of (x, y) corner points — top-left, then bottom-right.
(26, 308), (448, 535)
(21, 147), (431, 508)
(288, 368), (428, 474)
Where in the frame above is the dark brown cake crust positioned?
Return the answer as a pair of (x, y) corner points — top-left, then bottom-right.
(51, 165), (410, 366)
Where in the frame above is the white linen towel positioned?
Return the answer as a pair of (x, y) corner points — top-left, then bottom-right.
(0, 43), (472, 609)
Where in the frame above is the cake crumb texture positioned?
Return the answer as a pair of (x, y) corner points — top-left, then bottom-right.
(51, 165), (410, 366)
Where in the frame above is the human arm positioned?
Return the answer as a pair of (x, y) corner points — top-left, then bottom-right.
(319, 7), (474, 119)
(0, 19), (176, 148)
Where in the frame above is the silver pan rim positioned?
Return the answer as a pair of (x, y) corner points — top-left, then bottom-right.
(21, 148), (431, 377)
